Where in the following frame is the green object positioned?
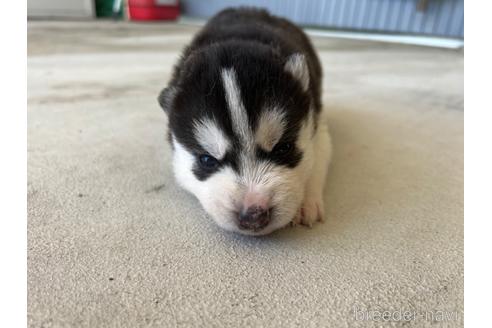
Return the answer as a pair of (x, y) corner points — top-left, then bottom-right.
(95, 0), (124, 18)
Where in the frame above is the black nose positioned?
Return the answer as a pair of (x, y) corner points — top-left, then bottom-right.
(238, 206), (271, 231)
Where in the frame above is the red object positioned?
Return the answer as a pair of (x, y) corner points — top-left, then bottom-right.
(128, 0), (180, 21)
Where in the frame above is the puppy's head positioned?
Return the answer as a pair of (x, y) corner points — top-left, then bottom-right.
(159, 43), (316, 235)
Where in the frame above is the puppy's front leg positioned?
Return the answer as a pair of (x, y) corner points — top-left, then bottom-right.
(294, 120), (332, 227)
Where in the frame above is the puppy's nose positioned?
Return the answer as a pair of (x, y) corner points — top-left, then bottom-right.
(238, 206), (271, 231)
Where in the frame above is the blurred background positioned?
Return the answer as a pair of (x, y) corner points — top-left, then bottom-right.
(27, 0), (464, 41)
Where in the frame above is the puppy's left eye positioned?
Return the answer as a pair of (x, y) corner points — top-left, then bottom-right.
(198, 154), (219, 169)
(272, 142), (293, 156)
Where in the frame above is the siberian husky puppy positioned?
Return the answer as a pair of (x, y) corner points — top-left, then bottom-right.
(159, 8), (332, 235)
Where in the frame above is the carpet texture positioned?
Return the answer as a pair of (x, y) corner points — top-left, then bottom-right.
(27, 21), (463, 327)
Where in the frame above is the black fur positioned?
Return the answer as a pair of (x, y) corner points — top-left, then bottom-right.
(159, 8), (322, 180)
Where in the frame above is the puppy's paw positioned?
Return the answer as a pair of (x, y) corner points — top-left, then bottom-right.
(293, 197), (324, 228)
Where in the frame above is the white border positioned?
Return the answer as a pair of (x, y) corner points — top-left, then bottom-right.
(1, 0), (27, 326)
(465, 1), (492, 327)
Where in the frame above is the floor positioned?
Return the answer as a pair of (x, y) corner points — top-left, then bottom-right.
(27, 21), (463, 327)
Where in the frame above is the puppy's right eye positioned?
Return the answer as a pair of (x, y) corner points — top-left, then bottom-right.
(198, 154), (219, 169)
(271, 142), (293, 156)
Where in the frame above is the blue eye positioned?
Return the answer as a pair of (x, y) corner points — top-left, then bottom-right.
(272, 142), (292, 156)
(199, 154), (219, 169)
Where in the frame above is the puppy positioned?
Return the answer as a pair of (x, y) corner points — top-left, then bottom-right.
(158, 8), (332, 235)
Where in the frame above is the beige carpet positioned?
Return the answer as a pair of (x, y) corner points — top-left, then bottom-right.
(27, 21), (463, 327)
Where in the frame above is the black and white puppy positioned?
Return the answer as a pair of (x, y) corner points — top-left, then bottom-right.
(158, 8), (332, 235)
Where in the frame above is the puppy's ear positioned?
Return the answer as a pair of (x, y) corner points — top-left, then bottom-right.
(158, 86), (177, 114)
(284, 53), (309, 91)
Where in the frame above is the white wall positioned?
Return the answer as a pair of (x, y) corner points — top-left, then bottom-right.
(180, 0), (464, 38)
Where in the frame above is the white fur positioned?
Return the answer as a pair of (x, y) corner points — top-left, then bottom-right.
(193, 118), (230, 159)
(221, 68), (252, 147)
(173, 137), (242, 232)
(173, 133), (310, 235)
(255, 108), (286, 152)
(172, 112), (332, 235)
(293, 112), (332, 227)
(284, 53), (310, 91)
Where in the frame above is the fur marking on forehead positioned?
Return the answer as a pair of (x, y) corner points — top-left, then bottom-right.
(193, 118), (231, 159)
(221, 68), (253, 148)
(255, 108), (286, 152)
